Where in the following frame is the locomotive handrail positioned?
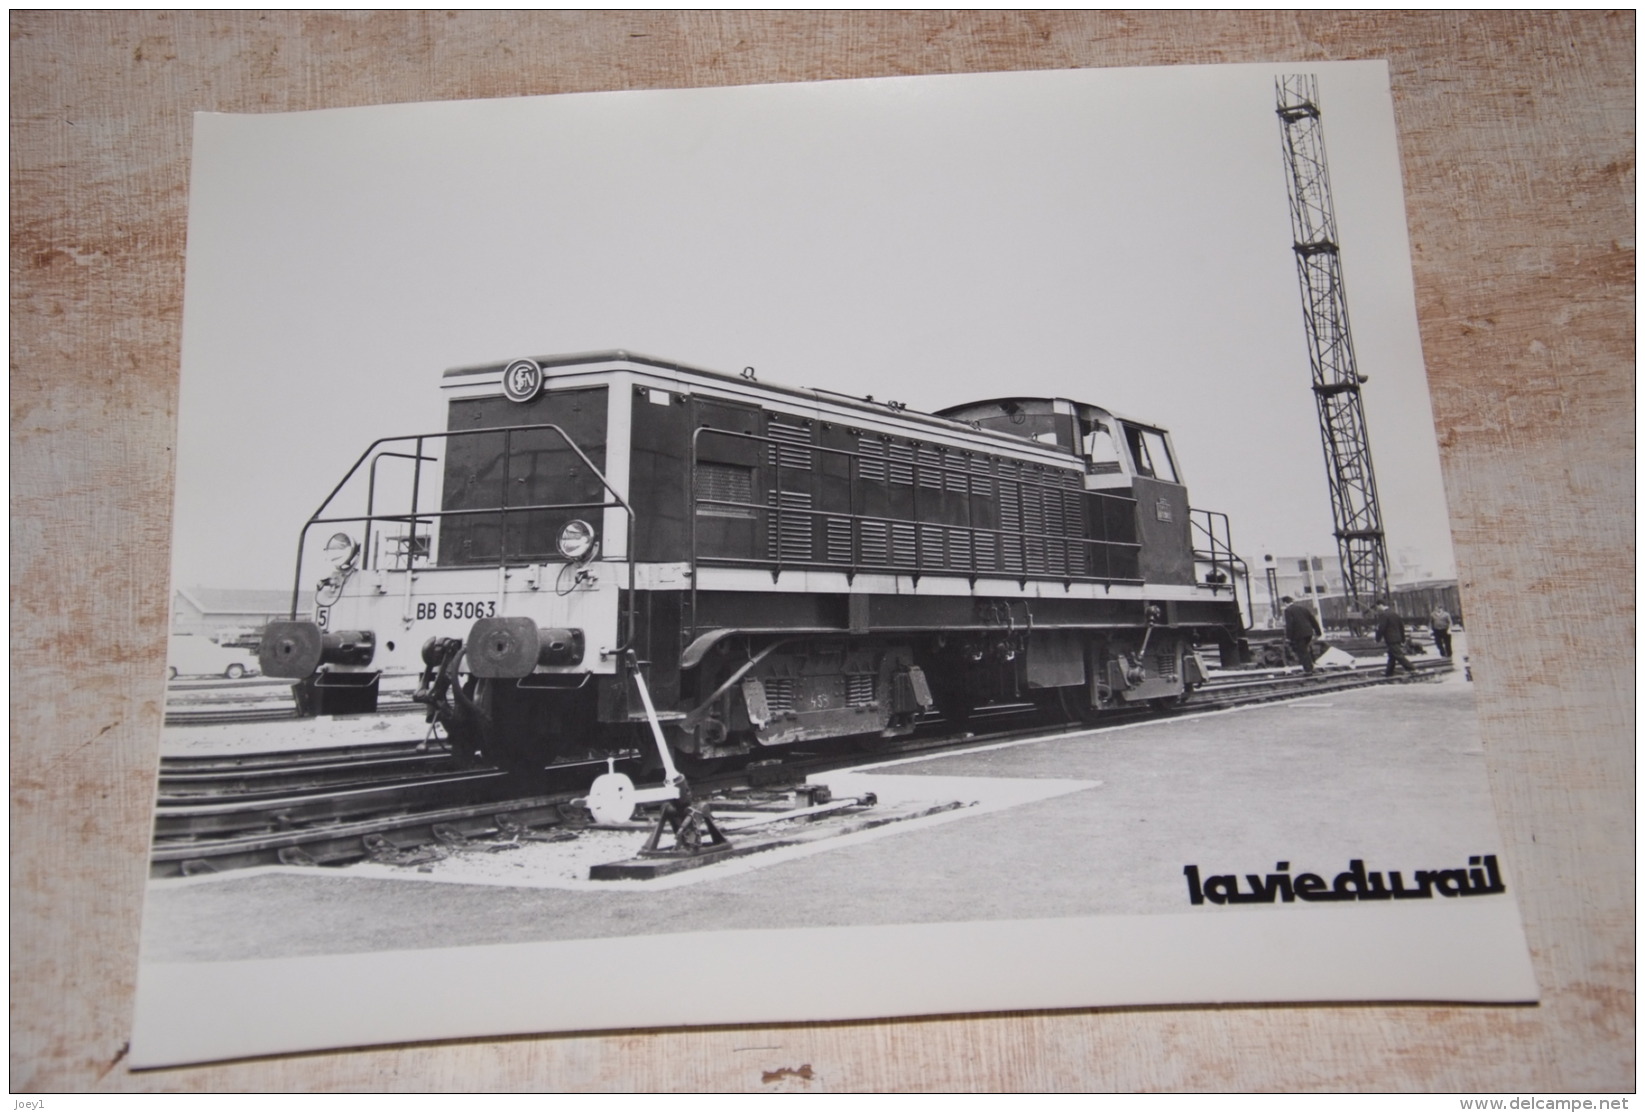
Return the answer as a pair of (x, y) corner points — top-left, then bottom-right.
(688, 424), (1147, 640)
(365, 450), (439, 563)
(1190, 507), (1255, 630)
(287, 422), (637, 653)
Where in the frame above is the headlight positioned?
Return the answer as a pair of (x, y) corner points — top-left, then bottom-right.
(324, 532), (360, 571)
(557, 519), (596, 561)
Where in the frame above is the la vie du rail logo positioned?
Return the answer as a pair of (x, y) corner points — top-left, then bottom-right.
(1183, 855), (1507, 906)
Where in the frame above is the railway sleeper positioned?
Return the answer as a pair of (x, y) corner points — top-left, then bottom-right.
(362, 834), (444, 868)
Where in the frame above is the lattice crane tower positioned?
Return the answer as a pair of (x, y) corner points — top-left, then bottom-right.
(1275, 73), (1392, 610)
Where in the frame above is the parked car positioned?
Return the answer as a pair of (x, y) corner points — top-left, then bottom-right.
(167, 636), (261, 680)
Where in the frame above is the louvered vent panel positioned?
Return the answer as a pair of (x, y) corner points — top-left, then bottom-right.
(767, 418), (814, 470)
(861, 521), (889, 565)
(1043, 483), (1067, 575)
(888, 443), (914, 486)
(917, 445), (944, 489)
(857, 438), (887, 482)
(1044, 483), (1065, 534)
(1065, 490), (1086, 575)
(969, 455), (994, 498)
(825, 516), (853, 563)
(766, 490), (814, 563)
(999, 476), (1022, 532)
(846, 674), (875, 706)
(1024, 477), (1048, 574)
(890, 523), (918, 565)
(973, 528), (997, 572)
(998, 471), (1024, 573)
(920, 524), (946, 568)
(763, 678), (796, 714)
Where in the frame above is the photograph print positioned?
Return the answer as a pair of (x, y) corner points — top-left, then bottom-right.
(134, 60), (1536, 1067)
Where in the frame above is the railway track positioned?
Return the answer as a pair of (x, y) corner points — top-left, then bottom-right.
(149, 657), (1452, 878)
(158, 744), (464, 803)
(163, 694), (420, 727)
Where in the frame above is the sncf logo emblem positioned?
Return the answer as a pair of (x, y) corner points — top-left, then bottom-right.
(502, 358), (543, 403)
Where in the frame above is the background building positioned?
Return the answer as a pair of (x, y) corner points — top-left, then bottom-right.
(171, 587), (312, 644)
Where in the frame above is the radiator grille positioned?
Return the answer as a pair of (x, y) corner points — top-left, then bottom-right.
(846, 674), (876, 706)
(695, 463), (755, 518)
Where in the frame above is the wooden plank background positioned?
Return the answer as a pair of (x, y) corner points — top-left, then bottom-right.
(10, 11), (1633, 1092)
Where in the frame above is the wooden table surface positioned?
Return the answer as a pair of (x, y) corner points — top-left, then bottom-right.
(10, 12), (1633, 1093)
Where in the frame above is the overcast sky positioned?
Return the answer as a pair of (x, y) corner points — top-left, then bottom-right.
(173, 60), (1454, 593)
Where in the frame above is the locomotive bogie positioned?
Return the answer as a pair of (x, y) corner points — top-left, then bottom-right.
(675, 638), (933, 754)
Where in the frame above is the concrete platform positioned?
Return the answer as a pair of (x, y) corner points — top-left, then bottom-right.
(140, 664), (1503, 966)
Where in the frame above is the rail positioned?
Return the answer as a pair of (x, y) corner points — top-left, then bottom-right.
(285, 422), (637, 652)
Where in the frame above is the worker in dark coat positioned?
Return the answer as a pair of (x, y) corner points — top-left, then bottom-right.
(1281, 595), (1323, 674)
(1373, 600), (1419, 678)
(1429, 606), (1454, 657)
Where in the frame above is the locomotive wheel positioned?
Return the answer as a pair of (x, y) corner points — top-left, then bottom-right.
(673, 751), (728, 777)
(467, 678), (591, 784)
(1057, 685), (1105, 725)
(1150, 686), (1193, 712)
(444, 732), (485, 770)
(926, 666), (976, 726)
(441, 680), (486, 770)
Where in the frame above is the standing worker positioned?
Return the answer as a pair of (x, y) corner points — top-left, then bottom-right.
(1374, 599), (1419, 678)
(1281, 594), (1323, 675)
(1429, 605), (1454, 658)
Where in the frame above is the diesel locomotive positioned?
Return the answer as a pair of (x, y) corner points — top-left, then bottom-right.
(260, 351), (1250, 780)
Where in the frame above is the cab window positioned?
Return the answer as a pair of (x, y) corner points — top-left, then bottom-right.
(1124, 424), (1179, 482)
(1081, 421), (1124, 475)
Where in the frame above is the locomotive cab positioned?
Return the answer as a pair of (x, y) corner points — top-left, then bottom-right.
(933, 397), (1197, 585)
(936, 394), (1248, 684)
